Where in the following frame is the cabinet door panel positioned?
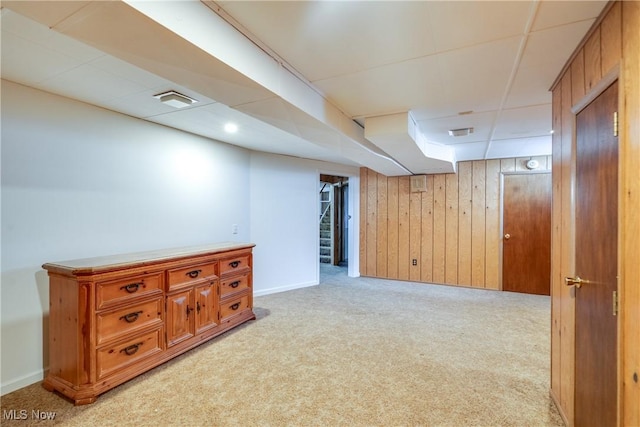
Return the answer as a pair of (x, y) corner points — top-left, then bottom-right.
(195, 282), (218, 334)
(166, 290), (194, 347)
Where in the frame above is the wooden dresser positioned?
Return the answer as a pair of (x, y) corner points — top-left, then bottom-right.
(42, 243), (255, 405)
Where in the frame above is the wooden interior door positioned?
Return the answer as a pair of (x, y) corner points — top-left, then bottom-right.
(572, 81), (618, 427)
(502, 172), (552, 295)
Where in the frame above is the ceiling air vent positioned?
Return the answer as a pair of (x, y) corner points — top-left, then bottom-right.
(153, 90), (198, 109)
(448, 127), (474, 137)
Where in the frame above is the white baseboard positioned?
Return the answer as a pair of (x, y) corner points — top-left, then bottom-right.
(1, 369), (45, 396)
(253, 280), (318, 297)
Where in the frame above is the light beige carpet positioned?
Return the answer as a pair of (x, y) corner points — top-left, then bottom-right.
(1, 265), (563, 426)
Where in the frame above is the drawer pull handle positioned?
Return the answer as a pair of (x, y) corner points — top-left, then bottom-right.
(120, 283), (142, 293)
(119, 311), (143, 323)
(229, 281), (241, 289)
(230, 302), (241, 311)
(186, 269), (202, 279)
(186, 305), (194, 318)
(196, 301), (201, 313)
(120, 342), (143, 356)
(229, 261), (240, 268)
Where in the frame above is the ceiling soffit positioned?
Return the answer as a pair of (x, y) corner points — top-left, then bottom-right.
(365, 113), (456, 175)
(1, 1), (608, 175)
(3, 0), (411, 176)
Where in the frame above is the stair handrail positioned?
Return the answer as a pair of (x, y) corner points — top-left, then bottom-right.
(319, 202), (332, 224)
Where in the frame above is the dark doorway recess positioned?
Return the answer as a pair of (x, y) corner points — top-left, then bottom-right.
(319, 174), (349, 266)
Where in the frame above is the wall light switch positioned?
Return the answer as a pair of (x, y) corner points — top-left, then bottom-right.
(232, 224), (238, 234)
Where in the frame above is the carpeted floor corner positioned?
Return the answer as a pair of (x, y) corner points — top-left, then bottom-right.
(1, 264), (563, 426)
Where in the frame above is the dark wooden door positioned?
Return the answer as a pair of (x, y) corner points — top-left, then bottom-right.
(502, 172), (552, 295)
(573, 81), (618, 427)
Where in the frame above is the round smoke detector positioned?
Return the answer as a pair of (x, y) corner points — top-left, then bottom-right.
(526, 159), (540, 170)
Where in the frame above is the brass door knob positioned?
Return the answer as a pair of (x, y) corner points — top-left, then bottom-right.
(565, 276), (588, 288)
(504, 233), (511, 240)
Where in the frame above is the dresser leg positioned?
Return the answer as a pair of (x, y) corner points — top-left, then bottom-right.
(74, 396), (97, 406)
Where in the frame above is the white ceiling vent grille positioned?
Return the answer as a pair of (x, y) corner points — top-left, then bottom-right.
(153, 90), (198, 109)
(448, 127), (474, 137)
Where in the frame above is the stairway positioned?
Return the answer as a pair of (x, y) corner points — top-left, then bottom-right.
(319, 181), (335, 264)
(319, 205), (332, 263)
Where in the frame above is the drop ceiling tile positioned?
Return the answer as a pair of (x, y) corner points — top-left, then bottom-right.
(314, 54), (444, 120)
(416, 111), (496, 146)
(1, 8), (104, 63)
(37, 64), (149, 106)
(427, 1), (533, 52)
(487, 135), (552, 159)
(98, 88), (214, 119)
(87, 56), (172, 90)
(506, 19), (596, 109)
(505, 66), (554, 109)
(522, 20), (596, 70)
(437, 37), (522, 113)
(148, 103), (267, 143)
(532, 1), (607, 32)
(0, 31), (84, 84)
(219, 1), (437, 82)
(493, 105), (551, 140)
(505, 21), (591, 108)
(146, 103), (354, 164)
(1, 1), (91, 28)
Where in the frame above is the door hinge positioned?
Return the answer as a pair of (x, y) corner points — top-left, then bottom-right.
(613, 290), (618, 316)
(613, 112), (619, 137)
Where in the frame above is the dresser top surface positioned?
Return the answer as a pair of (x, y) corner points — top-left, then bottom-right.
(42, 242), (255, 275)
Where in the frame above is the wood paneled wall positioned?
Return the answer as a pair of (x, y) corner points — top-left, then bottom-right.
(359, 156), (551, 289)
(550, 1), (640, 425)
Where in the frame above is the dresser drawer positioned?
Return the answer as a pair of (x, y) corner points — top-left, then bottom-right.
(97, 273), (163, 309)
(96, 298), (163, 345)
(97, 329), (162, 380)
(220, 293), (251, 323)
(220, 254), (251, 277)
(167, 262), (217, 290)
(220, 274), (250, 297)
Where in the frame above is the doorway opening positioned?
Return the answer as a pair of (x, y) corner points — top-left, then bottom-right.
(319, 175), (349, 276)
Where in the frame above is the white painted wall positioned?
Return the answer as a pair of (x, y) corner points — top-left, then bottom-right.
(249, 153), (360, 296)
(0, 80), (361, 395)
(0, 81), (252, 394)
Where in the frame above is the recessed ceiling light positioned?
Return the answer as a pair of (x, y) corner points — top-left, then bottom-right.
(153, 90), (198, 109)
(448, 127), (474, 137)
(224, 123), (238, 133)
